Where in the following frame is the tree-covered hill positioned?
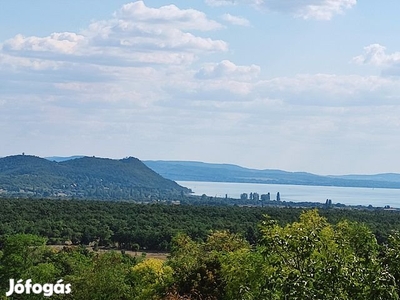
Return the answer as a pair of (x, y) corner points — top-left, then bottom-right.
(0, 155), (190, 199)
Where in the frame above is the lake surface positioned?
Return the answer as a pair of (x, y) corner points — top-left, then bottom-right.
(177, 181), (400, 208)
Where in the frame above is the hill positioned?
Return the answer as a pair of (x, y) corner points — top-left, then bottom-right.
(143, 160), (400, 189)
(0, 155), (190, 199)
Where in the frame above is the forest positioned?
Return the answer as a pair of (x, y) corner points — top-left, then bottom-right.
(1, 198), (400, 250)
(1, 207), (400, 299)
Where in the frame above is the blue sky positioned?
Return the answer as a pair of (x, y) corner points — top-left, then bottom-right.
(1, 0), (400, 175)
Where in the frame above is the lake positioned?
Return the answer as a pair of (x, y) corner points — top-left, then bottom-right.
(177, 181), (400, 208)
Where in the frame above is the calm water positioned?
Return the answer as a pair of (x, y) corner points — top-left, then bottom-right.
(177, 181), (400, 208)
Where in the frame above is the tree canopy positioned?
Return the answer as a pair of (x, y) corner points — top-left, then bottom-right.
(2, 210), (400, 299)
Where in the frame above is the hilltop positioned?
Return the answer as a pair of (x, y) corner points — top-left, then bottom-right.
(0, 155), (190, 200)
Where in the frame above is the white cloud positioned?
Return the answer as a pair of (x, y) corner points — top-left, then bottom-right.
(206, 0), (357, 20)
(1, 1), (227, 70)
(353, 44), (400, 66)
(0, 1), (232, 125)
(2, 32), (85, 54)
(195, 60), (260, 80)
(115, 1), (223, 31)
(292, 0), (357, 20)
(221, 13), (251, 26)
(353, 44), (400, 76)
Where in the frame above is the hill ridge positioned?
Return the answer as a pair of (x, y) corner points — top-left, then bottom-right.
(143, 160), (400, 189)
(0, 155), (190, 199)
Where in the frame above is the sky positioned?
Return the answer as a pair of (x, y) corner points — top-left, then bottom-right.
(1, 0), (400, 175)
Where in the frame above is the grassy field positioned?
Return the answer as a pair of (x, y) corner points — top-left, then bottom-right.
(49, 245), (169, 260)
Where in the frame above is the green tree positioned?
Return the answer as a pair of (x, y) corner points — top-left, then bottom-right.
(257, 209), (398, 300)
(129, 258), (173, 300)
(69, 251), (136, 300)
(0, 234), (62, 299)
(167, 231), (249, 300)
(382, 231), (400, 295)
(0, 235), (48, 287)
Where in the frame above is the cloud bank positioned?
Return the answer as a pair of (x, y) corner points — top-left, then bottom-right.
(2, 1), (400, 175)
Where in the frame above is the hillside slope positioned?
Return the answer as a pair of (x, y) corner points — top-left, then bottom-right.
(0, 155), (190, 199)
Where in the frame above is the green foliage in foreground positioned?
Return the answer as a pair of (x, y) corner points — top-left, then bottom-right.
(2, 210), (400, 299)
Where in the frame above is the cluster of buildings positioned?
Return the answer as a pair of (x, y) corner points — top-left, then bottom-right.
(240, 192), (281, 201)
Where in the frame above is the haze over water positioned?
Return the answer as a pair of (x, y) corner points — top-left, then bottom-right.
(178, 181), (400, 208)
